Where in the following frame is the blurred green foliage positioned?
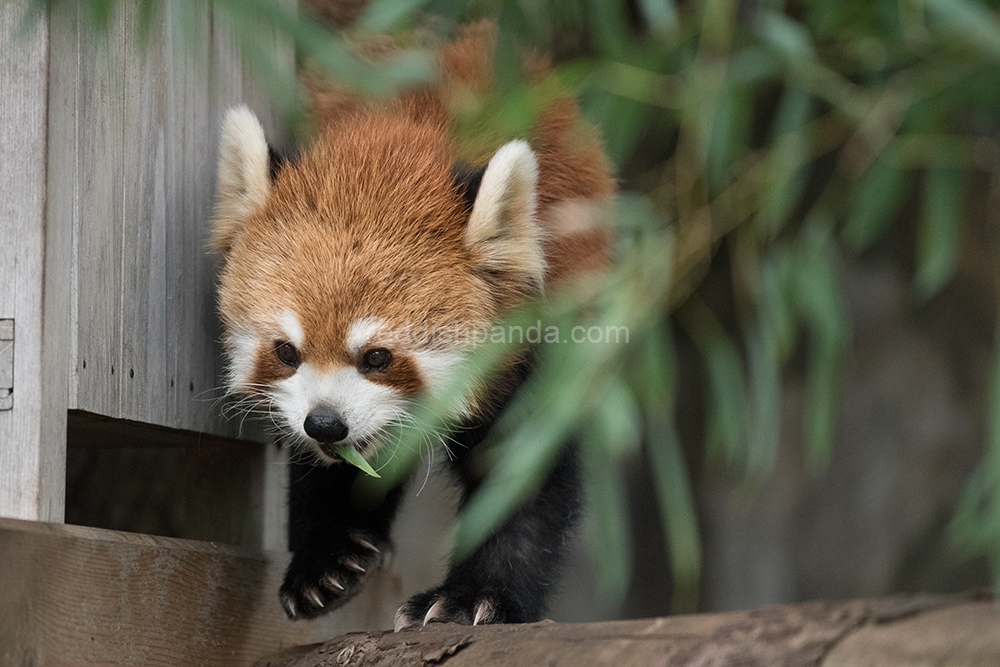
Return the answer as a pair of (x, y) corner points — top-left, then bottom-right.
(22, 0), (1000, 611)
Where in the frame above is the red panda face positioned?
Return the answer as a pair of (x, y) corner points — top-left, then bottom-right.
(212, 106), (543, 461)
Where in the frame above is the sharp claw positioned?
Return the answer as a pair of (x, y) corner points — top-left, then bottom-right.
(423, 599), (445, 626)
(322, 574), (345, 591)
(305, 588), (324, 608)
(394, 608), (411, 633)
(344, 559), (366, 574)
(473, 599), (494, 626)
(282, 595), (298, 619)
(355, 537), (380, 554)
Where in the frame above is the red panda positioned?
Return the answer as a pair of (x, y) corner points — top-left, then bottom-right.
(212, 23), (614, 628)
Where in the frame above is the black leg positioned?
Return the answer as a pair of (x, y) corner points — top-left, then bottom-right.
(395, 447), (580, 628)
(280, 458), (404, 619)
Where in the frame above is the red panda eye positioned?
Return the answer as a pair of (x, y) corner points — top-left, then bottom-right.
(362, 348), (392, 371)
(274, 341), (300, 368)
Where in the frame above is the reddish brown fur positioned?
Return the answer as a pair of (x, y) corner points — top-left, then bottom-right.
(222, 23), (615, 396)
(220, 108), (499, 382)
(304, 22), (616, 287)
(436, 24), (616, 285)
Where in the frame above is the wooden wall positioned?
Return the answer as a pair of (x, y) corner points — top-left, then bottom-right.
(61, 3), (289, 435)
(0, 1), (289, 522)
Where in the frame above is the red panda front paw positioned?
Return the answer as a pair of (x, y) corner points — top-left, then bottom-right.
(279, 531), (386, 620)
(393, 586), (515, 631)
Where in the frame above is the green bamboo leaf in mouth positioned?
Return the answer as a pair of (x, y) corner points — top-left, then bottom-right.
(336, 443), (381, 479)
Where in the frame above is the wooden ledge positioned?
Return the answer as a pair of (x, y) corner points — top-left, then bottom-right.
(256, 593), (996, 667)
(0, 518), (401, 667)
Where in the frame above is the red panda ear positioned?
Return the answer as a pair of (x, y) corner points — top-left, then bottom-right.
(212, 106), (271, 254)
(465, 140), (546, 291)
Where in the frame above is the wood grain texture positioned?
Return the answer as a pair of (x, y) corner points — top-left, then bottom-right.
(54, 1), (288, 439)
(0, 517), (404, 667)
(74, 4), (126, 420)
(119, 0), (165, 426)
(162, 0), (216, 434)
(0, 3), (68, 522)
(821, 602), (1000, 666)
(257, 594), (995, 667)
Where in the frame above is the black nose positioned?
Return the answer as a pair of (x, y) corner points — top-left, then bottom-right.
(303, 408), (349, 443)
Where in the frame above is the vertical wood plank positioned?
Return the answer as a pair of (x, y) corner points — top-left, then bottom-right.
(0, 3), (49, 517)
(0, 4), (68, 521)
(163, 2), (222, 435)
(39, 0), (81, 523)
(74, 7), (126, 419)
(120, 2), (169, 427)
(146, 89), (170, 426)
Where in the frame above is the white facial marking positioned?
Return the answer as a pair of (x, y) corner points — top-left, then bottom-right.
(226, 325), (261, 390)
(278, 309), (305, 348)
(228, 313), (478, 460)
(271, 362), (406, 455)
(347, 317), (385, 356)
(410, 348), (471, 417)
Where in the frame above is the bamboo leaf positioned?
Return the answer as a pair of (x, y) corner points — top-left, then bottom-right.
(647, 416), (702, 613)
(680, 301), (747, 464)
(950, 311), (1000, 596)
(925, 0), (1000, 60)
(636, 326), (701, 612)
(452, 355), (593, 559)
(637, 0), (680, 39)
(336, 444), (381, 478)
(804, 342), (840, 468)
(452, 419), (572, 560)
(761, 252), (796, 359)
(581, 428), (634, 599)
(786, 222), (850, 466)
(586, 0), (633, 61)
(596, 379), (643, 458)
(842, 150), (909, 251)
(702, 336), (748, 463)
(582, 91), (653, 168)
(744, 321), (782, 477)
(706, 84), (753, 192)
(631, 323), (677, 408)
(916, 167), (966, 298)
(757, 10), (816, 63)
(759, 86), (813, 234)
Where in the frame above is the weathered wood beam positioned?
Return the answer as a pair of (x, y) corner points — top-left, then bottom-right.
(256, 594), (996, 667)
(0, 517), (401, 667)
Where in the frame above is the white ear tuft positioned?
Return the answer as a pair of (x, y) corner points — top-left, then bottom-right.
(465, 140), (545, 290)
(212, 105), (271, 253)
